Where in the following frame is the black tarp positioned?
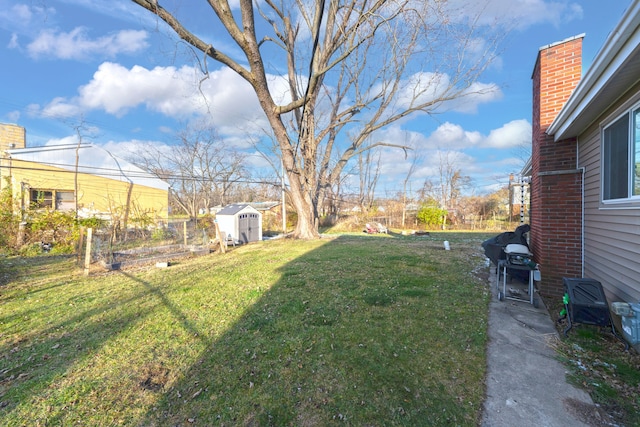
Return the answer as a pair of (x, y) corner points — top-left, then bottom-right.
(482, 224), (531, 266)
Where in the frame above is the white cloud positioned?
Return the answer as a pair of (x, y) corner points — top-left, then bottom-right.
(39, 97), (83, 119)
(27, 27), (148, 60)
(450, 82), (503, 113)
(425, 122), (483, 149)
(10, 3), (33, 21)
(77, 62), (197, 116)
(100, 139), (174, 161)
(455, 0), (584, 30)
(388, 72), (502, 116)
(422, 119), (530, 150)
(35, 62), (273, 136)
(368, 118), (531, 195)
(4, 110), (20, 123)
(0, 3), (50, 33)
(8, 33), (18, 49)
(484, 119), (531, 148)
(44, 135), (78, 146)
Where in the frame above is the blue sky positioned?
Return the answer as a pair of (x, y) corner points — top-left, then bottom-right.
(0, 0), (634, 198)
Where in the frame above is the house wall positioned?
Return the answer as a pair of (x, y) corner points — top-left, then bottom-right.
(578, 83), (640, 303)
(6, 159), (168, 222)
(531, 36), (584, 299)
(0, 123), (26, 151)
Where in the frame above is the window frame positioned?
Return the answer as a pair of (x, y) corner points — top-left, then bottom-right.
(30, 189), (54, 209)
(29, 188), (75, 211)
(601, 105), (640, 204)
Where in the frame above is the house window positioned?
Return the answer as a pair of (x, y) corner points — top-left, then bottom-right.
(30, 190), (53, 209)
(56, 191), (75, 211)
(30, 189), (75, 210)
(602, 108), (640, 201)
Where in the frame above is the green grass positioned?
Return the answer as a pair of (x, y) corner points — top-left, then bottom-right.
(1, 233), (493, 426)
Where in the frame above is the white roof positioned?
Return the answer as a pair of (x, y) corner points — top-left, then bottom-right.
(7, 143), (169, 191)
(216, 203), (260, 216)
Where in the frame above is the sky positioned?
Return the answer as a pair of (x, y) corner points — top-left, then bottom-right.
(0, 0), (635, 200)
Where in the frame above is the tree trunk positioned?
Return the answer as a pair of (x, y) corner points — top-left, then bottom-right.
(284, 152), (321, 239)
(290, 191), (319, 239)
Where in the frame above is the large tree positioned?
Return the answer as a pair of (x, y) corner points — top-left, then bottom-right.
(131, 0), (502, 238)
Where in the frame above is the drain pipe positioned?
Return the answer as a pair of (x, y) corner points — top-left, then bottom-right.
(580, 166), (585, 277)
(576, 134), (585, 277)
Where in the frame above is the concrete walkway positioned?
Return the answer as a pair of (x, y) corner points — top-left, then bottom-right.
(481, 269), (605, 427)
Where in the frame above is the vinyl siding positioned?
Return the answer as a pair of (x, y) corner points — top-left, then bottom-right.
(579, 86), (640, 303)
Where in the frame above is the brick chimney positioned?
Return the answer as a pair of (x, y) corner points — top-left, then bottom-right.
(530, 35), (584, 299)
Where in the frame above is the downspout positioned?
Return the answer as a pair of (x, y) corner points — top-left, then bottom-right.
(581, 165), (585, 278)
(577, 138), (585, 277)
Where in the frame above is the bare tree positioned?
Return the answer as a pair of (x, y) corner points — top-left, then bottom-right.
(421, 151), (471, 219)
(357, 145), (381, 213)
(128, 127), (247, 220)
(130, 0), (503, 238)
(401, 145), (421, 228)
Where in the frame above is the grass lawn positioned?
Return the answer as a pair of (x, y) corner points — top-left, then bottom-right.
(1, 232), (493, 426)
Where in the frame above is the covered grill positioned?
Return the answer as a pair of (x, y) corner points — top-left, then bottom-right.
(482, 224), (538, 306)
(481, 224), (531, 266)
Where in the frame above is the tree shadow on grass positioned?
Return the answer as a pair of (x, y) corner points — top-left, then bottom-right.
(134, 234), (488, 426)
(0, 234), (488, 425)
(0, 266), (200, 425)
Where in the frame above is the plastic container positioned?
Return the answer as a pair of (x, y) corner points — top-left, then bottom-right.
(621, 302), (640, 345)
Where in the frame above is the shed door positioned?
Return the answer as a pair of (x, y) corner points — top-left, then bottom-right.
(248, 213), (259, 242)
(238, 213), (260, 243)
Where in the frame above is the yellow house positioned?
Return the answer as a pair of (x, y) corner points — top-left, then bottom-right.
(0, 124), (169, 224)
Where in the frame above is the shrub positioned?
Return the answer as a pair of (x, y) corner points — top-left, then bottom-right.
(417, 203), (448, 228)
(0, 180), (21, 250)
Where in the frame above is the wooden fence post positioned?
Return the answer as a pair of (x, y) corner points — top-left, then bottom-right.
(84, 227), (93, 276)
(183, 222), (188, 246)
(77, 226), (85, 265)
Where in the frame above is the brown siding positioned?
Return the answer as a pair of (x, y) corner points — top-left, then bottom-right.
(579, 87), (640, 302)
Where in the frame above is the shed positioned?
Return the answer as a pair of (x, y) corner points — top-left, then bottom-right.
(216, 204), (262, 244)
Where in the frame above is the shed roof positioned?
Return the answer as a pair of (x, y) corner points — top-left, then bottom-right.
(216, 203), (260, 216)
(6, 143), (169, 191)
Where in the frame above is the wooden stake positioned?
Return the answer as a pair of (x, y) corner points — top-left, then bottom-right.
(183, 221), (188, 246)
(77, 226), (85, 266)
(84, 227), (93, 276)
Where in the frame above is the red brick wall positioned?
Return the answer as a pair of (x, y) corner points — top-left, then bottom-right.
(531, 36), (584, 299)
